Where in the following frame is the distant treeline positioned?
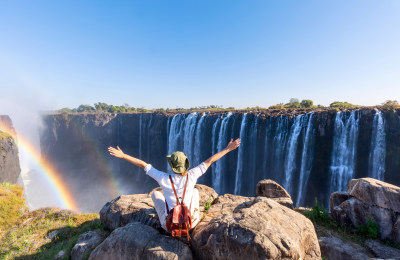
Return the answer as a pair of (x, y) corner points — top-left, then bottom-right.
(57, 100), (400, 114)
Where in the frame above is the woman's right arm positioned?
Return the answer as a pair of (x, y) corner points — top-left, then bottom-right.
(108, 146), (148, 169)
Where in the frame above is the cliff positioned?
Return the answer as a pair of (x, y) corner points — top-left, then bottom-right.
(40, 109), (400, 212)
(0, 115), (21, 184)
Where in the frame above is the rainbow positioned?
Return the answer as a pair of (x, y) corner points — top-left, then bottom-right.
(0, 122), (78, 211)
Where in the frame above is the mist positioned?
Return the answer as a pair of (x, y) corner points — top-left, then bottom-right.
(0, 87), (66, 210)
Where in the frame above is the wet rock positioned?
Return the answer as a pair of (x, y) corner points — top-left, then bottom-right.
(191, 194), (320, 260)
(89, 222), (192, 260)
(71, 230), (106, 260)
(99, 194), (160, 231)
(256, 179), (294, 208)
(318, 236), (371, 260)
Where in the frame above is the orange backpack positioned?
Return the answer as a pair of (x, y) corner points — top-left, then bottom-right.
(165, 175), (192, 241)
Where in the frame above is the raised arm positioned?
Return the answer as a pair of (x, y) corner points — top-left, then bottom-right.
(203, 138), (241, 168)
(108, 146), (148, 169)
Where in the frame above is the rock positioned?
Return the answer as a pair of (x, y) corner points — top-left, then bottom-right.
(329, 191), (350, 213)
(71, 230), (106, 260)
(347, 178), (400, 213)
(99, 194), (160, 231)
(365, 239), (400, 259)
(191, 194), (321, 260)
(0, 115), (21, 184)
(331, 178), (400, 244)
(53, 250), (66, 260)
(89, 222), (192, 260)
(318, 236), (371, 260)
(332, 197), (398, 240)
(256, 179), (294, 208)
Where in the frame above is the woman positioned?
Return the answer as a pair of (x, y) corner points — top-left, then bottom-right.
(108, 138), (241, 231)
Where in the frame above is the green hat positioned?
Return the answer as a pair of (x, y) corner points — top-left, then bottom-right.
(166, 151), (190, 175)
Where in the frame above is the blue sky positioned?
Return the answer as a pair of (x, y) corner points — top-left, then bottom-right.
(1, 0), (400, 110)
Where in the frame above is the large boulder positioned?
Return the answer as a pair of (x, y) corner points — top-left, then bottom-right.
(89, 222), (192, 260)
(191, 194), (321, 260)
(99, 194), (160, 231)
(71, 230), (106, 260)
(256, 179), (293, 208)
(347, 177), (400, 213)
(331, 178), (400, 244)
(318, 236), (371, 260)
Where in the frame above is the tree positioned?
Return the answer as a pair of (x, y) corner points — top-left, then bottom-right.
(300, 99), (314, 108)
(329, 101), (356, 108)
(381, 100), (399, 109)
(285, 98), (300, 108)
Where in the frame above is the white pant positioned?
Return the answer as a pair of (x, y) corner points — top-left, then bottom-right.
(151, 188), (200, 231)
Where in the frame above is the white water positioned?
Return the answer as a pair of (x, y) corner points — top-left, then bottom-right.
(211, 116), (222, 183)
(234, 113), (248, 195)
(193, 113), (206, 167)
(283, 115), (304, 194)
(214, 112), (232, 194)
(296, 113), (315, 206)
(368, 109), (386, 180)
(330, 111), (360, 193)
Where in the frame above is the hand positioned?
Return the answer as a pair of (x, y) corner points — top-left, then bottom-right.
(226, 138), (241, 151)
(108, 146), (125, 159)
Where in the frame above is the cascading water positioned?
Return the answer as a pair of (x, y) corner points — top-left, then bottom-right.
(330, 111), (360, 193)
(234, 113), (248, 195)
(211, 116), (222, 183)
(283, 115), (304, 194)
(183, 113), (198, 162)
(214, 112), (233, 194)
(368, 109), (386, 180)
(296, 113), (315, 206)
(193, 113), (206, 167)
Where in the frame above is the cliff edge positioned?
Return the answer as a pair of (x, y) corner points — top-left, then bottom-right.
(0, 115), (21, 184)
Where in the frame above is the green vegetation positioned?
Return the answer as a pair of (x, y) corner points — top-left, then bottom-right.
(357, 218), (379, 239)
(56, 99), (400, 114)
(203, 198), (214, 212)
(380, 100), (400, 110)
(0, 183), (105, 260)
(329, 101), (358, 108)
(0, 130), (12, 141)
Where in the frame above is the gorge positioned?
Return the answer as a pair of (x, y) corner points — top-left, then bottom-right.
(39, 108), (400, 212)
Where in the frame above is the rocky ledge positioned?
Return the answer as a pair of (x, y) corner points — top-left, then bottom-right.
(82, 182), (321, 260)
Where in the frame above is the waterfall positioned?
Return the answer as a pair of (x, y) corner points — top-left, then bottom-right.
(262, 118), (272, 179)
(214, 112), (233, 194)
(283, 115), (304, 194)
(271, 116), (290, 183)
(138, 114), (142, 158)
(296, 113), (315, 206)
(234, 113), (248, 195)
(368, 109), (386, 180)
(193, 113), (207, 167)
(167, 114), (186, 157)
(249, 115), (259, 191)
(211, 116), (222, 183)
(183, 113), (198, 163)
(330, 111), (360, 193)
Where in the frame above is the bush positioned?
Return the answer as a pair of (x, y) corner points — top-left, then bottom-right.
(300, 99), (314, 108)
(380, 100), (399, 109)
(358, 218), (379, 239)
(330, 101), (357, 108)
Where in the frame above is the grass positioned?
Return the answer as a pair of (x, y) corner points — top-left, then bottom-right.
(0, 183), (106, 260)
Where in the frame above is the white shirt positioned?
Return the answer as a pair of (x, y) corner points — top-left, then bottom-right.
(144, 163), (208, 216)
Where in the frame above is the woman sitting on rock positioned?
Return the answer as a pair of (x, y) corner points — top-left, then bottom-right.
(108, 138), (241, 232)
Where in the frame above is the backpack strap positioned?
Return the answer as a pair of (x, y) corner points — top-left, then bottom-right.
(169, 175), (180, 205)
(181, 175), (189, 203)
